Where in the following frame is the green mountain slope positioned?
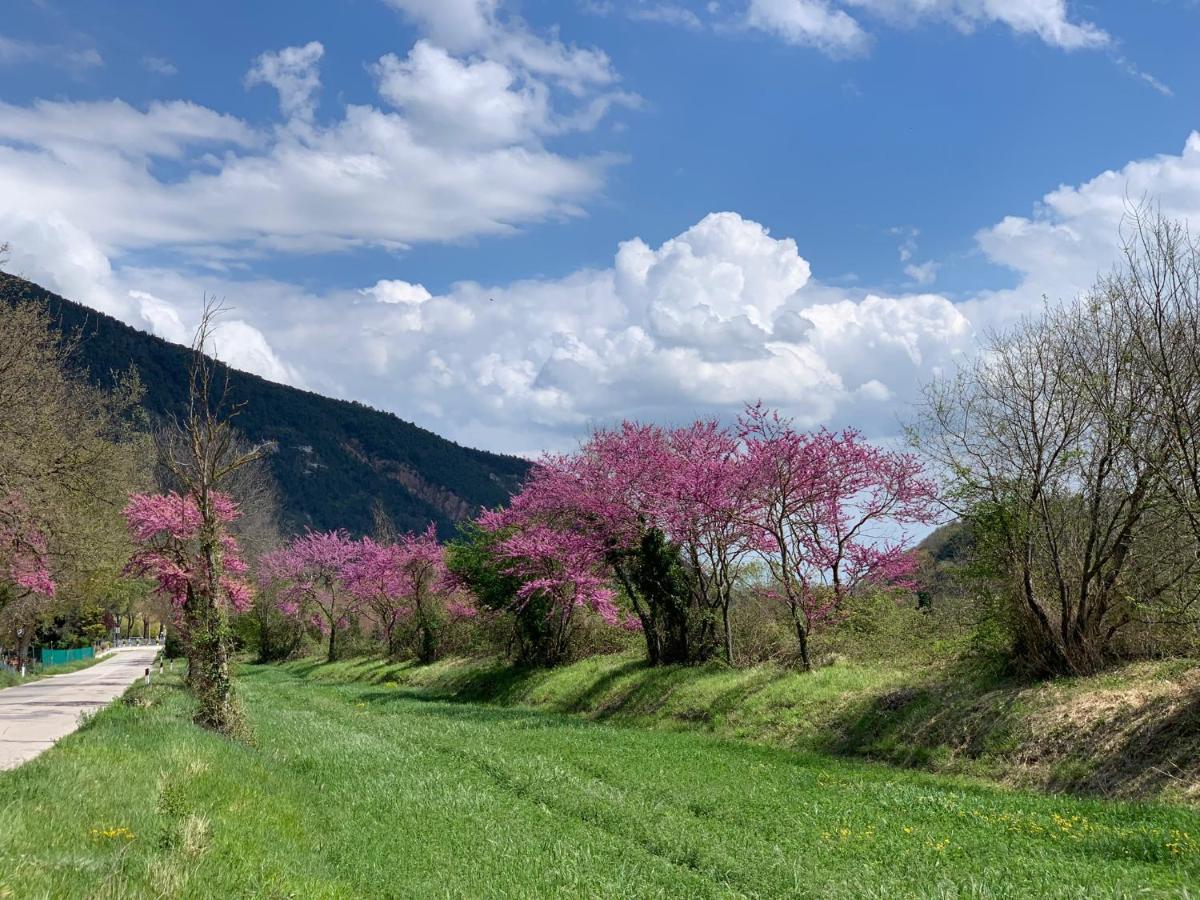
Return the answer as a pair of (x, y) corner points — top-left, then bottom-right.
(0, 273), (530, 537)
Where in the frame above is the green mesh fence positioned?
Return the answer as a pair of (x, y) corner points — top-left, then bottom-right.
(39, 647), (94, 667)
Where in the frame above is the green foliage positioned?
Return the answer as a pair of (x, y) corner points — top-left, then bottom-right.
(0, 289), (155, 656)
(0, 274), (530, 538)
(231, 601), (308, 663)
(446, 522), (633, 666)
(446, 522), (551, 665)
(1, 664), (1198, 897)
(293, 649), (1200, 803)
(621, 527), (719, 665)
(809, 589), (972, 667)
(445, 522), (521, 613)
(162, 630), (185, 660)
(918, 520), (977, 566)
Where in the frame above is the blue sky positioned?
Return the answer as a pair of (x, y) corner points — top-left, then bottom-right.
(2, 1), (1199, 453)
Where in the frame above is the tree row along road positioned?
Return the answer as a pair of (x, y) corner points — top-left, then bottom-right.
(0, 646), (159, 770)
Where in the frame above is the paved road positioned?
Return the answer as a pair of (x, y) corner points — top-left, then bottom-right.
(0, 646), (159, 771)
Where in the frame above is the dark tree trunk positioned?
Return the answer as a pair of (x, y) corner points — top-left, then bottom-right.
(793, 612), (811, 672)
(385, 624), (401, 661)
(722, 599), (734, 666)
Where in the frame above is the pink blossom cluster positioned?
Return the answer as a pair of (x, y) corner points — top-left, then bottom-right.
(259, 530), (360, 639)
(0, 494), (55, 598)
(481, 404), (940, 640)
(739, 403), (938, 628)
(494, 523), (626, 627)
(0, 495), (55, 597)
(122, 490), (253, 615)
(261, 525), (473, 647)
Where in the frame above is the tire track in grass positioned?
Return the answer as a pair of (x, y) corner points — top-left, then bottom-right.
(394, 693), (1200, 897)
(251, 668), (722, 897)
(435, 738), (766, 897)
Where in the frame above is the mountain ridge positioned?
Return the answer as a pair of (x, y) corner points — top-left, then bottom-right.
(0, 273), (531, 537)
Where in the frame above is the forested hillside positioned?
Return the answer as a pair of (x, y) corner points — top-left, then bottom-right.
(0, 274), (529, 537)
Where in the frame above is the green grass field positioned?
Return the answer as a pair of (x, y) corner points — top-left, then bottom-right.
(1, 663), (1198, 898)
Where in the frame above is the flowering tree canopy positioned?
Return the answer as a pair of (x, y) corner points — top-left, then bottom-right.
(478, 405), (939, 668)
(264, 525), (474, 663)
(123, 491), (253, 627)
(0, 494), (55, 599)
(482, 418), (762, 664)
(343, 525), (467, 662)
(0, 493), (56, 657)
(341, 537), (409, 657)
(739, 404), (940, 668)
(260, 529), (360, 662)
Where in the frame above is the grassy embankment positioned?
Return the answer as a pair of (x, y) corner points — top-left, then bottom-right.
(1, 661), (1198, 897)
(0, 651), (111, 689)
(286, 650), (1200, 803)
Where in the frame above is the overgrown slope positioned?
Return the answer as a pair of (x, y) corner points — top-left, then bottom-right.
(0, 274), (530, 536)
(288, 652), (1200, 803)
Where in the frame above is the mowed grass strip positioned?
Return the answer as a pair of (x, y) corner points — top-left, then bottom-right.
(0, 665), (1198, 898)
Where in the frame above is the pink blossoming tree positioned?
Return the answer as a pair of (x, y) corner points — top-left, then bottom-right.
(123, 491), (253, 653)
(343, 526), (464, 663)
(0, 495), (56, 598)
(0, 494), (56, 662)
(477, 405), (938, 669)
(655, 419), (764, 665)
(260, 530), (360, 662)
(340, 537), (409, 659)
(131, 300), (273, 733)
(739, 404), (940, 669)
(483, 419), (761, 665)
(488, 521), (627, 666)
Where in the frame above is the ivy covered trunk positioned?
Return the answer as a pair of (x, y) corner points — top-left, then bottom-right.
(189, 596), (235, 732)
(188, 510), (238, 734)
(792, 613), (811, 672)
(614, 528), (721, 667)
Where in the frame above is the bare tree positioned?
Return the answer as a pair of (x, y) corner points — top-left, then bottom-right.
(160, 299), (273, 732)
(1109, 209), (1200, 540)
(916, 225), (1200, 674)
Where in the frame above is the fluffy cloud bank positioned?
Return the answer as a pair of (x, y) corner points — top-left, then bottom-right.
(12, 125), (1200, 455)
(16, 125), (1200, 455)
(27, 127), (1200, 455)
(0, 10), (630, 261)
(0, 0), (1192, 455)
(968, 131), (1200, 329)
(43, 212), (972, 454)
(0, 4), (635, 403)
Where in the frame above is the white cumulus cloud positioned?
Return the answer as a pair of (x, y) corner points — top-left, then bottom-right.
(245, 41), (326, 122)
(969, 131), (1200, 329)
(841, 0), (1108, 50)
(0, 36), (625, 257)
(374, 41), (551, 148)
(746, 0), (871, 56)
(631, 0), (1110, 58)
(89, 212), (973, 453)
